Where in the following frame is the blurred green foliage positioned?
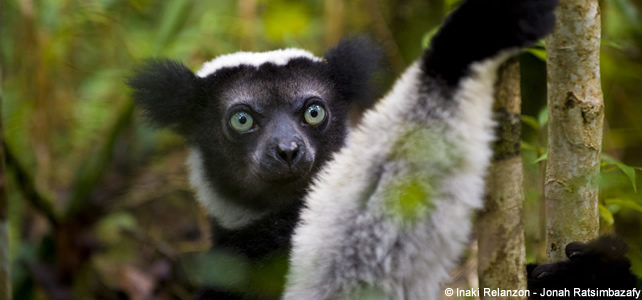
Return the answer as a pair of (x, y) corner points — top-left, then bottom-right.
(1, 0), (641, 298)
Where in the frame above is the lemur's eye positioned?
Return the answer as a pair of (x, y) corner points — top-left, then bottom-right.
(304, 104), (326, 126)
(230, 111), (254, 132)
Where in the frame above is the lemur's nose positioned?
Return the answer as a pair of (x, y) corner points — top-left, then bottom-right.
(277, 141), (301, 166)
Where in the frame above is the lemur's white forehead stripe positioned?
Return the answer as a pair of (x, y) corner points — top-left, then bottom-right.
(196, 48), (322, 78)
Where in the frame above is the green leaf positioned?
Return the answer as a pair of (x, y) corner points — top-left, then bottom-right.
(605, 198), (642, 213)
(533, 39), (546, 48)
(601, 39), (624, 50)
(620, 165), (637, 192)
(527, 47), (546, 61)
(537, 108), (548, 127)
(421, 27), (439, 49)
(601, 153), (618, 164)
(154, 0), (194, 55)
(444, 0), (460, 13)
(527, 39), (547, 61)
(611, 0), (642, 31)
(533, 152), (547, 164)
(520, 141), (536, 151)
(601, 154), (639, 192)
(599, 204), (615, 225)
(521, 115), (539, 130)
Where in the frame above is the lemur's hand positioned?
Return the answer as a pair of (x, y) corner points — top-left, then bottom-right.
(527, 236), (637, 299)
(424, 0), (558, 85)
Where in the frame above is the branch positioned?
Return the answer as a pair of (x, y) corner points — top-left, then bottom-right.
(3, 142), (59, 227)
(64, 102), (134, 220)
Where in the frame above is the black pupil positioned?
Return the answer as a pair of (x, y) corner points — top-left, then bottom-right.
(310, 109), (318, 118)
(239, 115), (247, 124)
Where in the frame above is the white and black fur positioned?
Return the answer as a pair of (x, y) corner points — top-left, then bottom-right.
(283, 0), (558, 299)
(129, 39), (382, 298)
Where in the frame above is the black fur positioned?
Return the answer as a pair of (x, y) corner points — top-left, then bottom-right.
(212, 203), (301, 261)
(528, 236), (638, 299)
(128, 59), (204, 134)
(195, 205), (301, 300)
(325, 36), (385, 109)
(422, 0), (557, 87)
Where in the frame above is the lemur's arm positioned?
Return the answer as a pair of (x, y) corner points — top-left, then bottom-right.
(284, 0), (557, 299)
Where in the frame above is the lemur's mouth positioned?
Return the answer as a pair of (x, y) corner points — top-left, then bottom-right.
(255, 152), (315, 184)
(261, 168), (311, 184)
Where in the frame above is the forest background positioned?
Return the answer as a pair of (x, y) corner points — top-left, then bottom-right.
(2, 0), (641, 299)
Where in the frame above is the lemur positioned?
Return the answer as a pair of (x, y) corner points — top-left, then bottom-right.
(129, 38), (382, 298)
(130, 0), (638, 299)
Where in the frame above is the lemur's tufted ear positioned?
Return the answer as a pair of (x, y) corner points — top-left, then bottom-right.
(128, 59), (203, 134)
(324, 36), (384, 108)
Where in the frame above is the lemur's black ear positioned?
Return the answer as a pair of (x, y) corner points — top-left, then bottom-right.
(324, 36), (384, 108)
(128, 59), (203, 133)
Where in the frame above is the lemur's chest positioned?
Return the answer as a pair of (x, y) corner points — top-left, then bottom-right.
(210, 202), (302, 260)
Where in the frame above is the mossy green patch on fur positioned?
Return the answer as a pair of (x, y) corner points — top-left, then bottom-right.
(384, 177), (435, 223)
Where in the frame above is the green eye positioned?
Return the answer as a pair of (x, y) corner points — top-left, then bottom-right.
(230, 111), (254, 132)
(304, 104), (326, 125)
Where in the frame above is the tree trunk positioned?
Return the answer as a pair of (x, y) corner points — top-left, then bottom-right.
(544, 0), (603, 262)
(324, 0), (345, 47)
(0, 47), (12, 299)
(238, 0), (256, 50)
(477, 58), (527, 299)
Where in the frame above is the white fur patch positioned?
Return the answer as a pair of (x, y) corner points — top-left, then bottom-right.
(196, 48), (322, 78)
(186, 148), (266, 229)
(284, 51), (513, 300)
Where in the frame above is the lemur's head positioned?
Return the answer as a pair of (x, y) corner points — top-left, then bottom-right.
(129, 38), (381, 227)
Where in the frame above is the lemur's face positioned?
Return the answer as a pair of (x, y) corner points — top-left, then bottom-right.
(192, 59), (349, 209)
(129, 40), (380, 211)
